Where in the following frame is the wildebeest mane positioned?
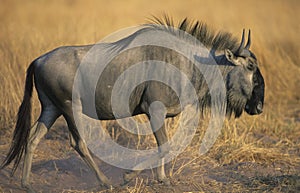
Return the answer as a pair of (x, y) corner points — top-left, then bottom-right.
(146, 15), (240, 52)
(145, 16), (249, 117)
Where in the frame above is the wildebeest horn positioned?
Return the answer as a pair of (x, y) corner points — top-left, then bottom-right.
(237, 29), (251, 57)
(245, 29), (251, 50)
(237, 29), (245, 55)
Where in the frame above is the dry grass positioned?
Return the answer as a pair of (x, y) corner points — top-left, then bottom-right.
(0, 0), (299, 192)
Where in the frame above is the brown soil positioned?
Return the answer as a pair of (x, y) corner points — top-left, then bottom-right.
(1, 118), (299, 193)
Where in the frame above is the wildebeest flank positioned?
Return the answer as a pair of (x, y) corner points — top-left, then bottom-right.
(1, 16), (265, 192)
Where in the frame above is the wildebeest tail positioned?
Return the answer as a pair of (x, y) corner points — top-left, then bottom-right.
(1, 62), (35, 174)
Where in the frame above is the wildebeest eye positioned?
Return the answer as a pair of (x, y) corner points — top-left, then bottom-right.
(247, 61), (255, 71)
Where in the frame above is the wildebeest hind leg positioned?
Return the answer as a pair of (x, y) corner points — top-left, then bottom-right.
(22, 108), (60, 193)
(63, 113), (111, 188)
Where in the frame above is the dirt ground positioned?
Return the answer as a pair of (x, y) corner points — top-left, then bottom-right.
(1, 116), (299, 193)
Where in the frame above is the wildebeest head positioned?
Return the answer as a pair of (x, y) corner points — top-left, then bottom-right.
(224, 30), (265, 117)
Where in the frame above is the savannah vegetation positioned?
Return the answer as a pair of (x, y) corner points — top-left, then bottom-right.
(0, 0), (299, 192)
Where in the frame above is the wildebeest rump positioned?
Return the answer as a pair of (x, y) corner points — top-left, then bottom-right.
(1, 16), (265, 192)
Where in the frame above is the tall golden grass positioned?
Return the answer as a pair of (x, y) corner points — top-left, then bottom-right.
(0, 0), (299, 192)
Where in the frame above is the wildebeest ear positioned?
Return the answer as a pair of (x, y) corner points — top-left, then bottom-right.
(224, 49), (239, 65)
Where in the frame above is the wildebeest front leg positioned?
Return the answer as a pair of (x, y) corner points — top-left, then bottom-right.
(124, 112), (170, 185)
(152, 123), (170, 185)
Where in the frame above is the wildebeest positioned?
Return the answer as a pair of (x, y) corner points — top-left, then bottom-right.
(1, 16), (264, 192)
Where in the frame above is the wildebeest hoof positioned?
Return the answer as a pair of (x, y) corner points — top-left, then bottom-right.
(123, 171), (137, 185)
(158, 178), (171, 186)
(24, 185), (36, 193)
(122, 170), (143, 186)
(100, 182), (111, 189)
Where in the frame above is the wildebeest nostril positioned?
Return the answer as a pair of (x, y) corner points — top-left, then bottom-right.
(256, 102), (263, 113)
(245, 104), (250, 111)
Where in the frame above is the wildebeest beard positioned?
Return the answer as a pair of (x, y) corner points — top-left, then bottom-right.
(226, 90), (247, 118)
